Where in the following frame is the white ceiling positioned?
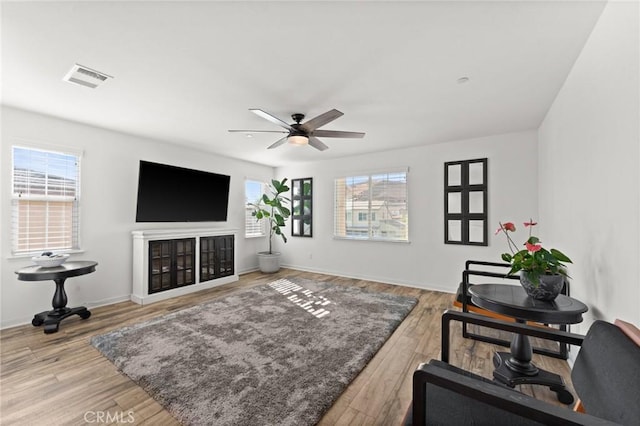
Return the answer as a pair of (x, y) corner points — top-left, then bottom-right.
(1, 1), (606, 167)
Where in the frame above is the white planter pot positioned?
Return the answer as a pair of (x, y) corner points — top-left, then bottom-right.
(257, 252), (281, 273)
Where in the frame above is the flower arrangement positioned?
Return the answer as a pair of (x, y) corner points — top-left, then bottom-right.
(495, 219), (572, 285)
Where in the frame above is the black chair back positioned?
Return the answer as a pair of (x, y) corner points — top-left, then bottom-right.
(572, 320), (640, 425)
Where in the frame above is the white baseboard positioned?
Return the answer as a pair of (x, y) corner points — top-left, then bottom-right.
(1, 316), (38, 330)
(281, 263), (455, 295)
(1, 267), (450, 330)
(86, 295), (133, 309)
(0, 295), (132, 330)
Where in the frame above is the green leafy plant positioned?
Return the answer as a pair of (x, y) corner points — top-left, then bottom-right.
(249, 178), (291, 254)
(496, 220), (572, 285)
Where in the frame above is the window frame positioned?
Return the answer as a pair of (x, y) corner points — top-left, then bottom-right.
(245, 178), (266, 238)
(334, 169), (409, 243)
(11, 144), (82, 256)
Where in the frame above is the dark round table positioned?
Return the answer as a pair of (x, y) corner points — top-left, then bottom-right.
(468, 283), (588, 404)
(16, 261), (97, 334)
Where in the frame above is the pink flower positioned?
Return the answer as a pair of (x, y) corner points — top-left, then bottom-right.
(525, 242), (542, 252)
(495, 222), (516, 235)
(496, 218), (572, 281)
(503, 222), (516, 232)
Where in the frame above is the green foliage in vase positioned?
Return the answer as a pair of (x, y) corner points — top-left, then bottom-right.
(496, 220), (572, 286)
(249, 178), (291, 254)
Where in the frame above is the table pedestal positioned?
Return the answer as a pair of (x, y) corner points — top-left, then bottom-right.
(468, 283), (588, 405)
(491, 323), (574, 405)
(16, 261), (97, 334)
(31, 277), (91, 334)
(504, 319), (539, 375)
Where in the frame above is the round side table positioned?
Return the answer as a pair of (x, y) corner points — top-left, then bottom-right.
(468, 283), (588, 404)
(16, 261), (97, 334)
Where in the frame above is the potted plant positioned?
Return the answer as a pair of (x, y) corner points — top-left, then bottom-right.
(249, 178), (291, 273)
(495, 219), (572, 300)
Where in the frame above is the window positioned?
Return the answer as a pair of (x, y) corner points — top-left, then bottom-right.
(334, 170), (408, 241)
(12, 146), (80, 255)
(245, 179), (265, 238)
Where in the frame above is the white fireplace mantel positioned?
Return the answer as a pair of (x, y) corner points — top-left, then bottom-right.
(131, 228), (239, 305)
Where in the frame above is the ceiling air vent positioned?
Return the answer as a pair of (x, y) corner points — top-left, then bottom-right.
(63, 63), (113, 89)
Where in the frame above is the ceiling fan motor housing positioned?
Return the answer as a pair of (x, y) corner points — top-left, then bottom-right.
(289, 123), (307, 137)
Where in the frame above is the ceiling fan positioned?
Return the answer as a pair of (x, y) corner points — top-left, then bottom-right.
(229, 108), (365, 151)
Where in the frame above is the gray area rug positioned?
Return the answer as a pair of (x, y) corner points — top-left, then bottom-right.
(91, 277), (417, 425)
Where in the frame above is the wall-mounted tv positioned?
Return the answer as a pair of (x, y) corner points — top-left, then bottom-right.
(135, 160), (230, 222)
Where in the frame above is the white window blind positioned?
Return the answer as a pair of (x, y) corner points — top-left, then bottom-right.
(334, 170), (408, 241)
(12, 146), (80, 254)
(245, 179), (266, 238)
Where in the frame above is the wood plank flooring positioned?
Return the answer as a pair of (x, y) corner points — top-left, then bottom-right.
(0, 269), (574, 425)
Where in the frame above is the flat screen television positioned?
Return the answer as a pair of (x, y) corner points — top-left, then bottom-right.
(135, 160), (230, 222)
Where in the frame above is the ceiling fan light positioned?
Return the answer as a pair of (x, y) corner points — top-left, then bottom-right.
(288, 135), (309, 146)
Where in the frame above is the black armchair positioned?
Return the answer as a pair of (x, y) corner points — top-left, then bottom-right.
(455, 260), (569, 359)
(406, 311), (640, 425)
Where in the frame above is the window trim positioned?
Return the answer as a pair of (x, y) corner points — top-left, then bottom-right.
(333, 168), (409, 243)
(11, 143), (82, 256)
(244, 178), (266, 239)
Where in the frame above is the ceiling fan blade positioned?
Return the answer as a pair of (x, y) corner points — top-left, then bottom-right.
(308, 136), (329, 151)
(228, 130), (288, 134)
(250, 109), (293, 130)
(311, 130), (365, 138)
(300, 109), (344, 132)
(267, 136), (289, 149)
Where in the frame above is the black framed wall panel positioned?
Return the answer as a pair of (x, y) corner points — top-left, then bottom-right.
(444, 158), (488, 246)
(291, 177), (313, 237)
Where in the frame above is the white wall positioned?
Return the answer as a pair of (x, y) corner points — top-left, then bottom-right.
(276, 130), (539, 292)
(1, 106), (273, 328)
(538, 1), (640, 332)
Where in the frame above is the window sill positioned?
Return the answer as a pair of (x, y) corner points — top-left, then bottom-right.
(7, 249), (86, 261)
(245, 234), (266, 239)
(332, 236), (411, 244)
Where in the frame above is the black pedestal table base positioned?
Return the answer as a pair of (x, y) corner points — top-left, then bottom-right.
(16, 261), (97, 334)
(32, 306), (91, 333)
(468, 284), (587, 405)
(492, 352), (574, 404)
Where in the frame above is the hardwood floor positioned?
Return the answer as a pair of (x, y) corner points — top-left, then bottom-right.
(0, 269), (574, 425)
